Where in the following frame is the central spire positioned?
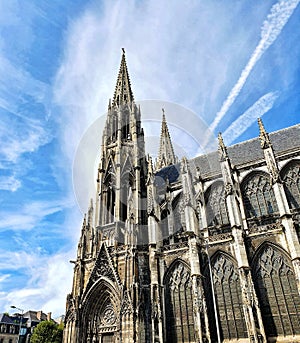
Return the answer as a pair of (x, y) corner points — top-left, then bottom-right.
(112, 49), (134, 107)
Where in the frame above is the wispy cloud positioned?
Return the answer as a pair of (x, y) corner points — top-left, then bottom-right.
(0, 199), (72, 231)
(209, 0), (300, 133)
(0, 174), (21, 192)
(0, 250), (74, 317)
(222, 92), (279, 144)
(0, 122), (51, 164)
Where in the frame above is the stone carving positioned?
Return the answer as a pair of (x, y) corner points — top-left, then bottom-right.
(212, 254), (239, 284)
(101, 306), (117, 326)
(168, 263), (191, 291)
(121, 291), (133, 316)
(254, 245), (292, 278)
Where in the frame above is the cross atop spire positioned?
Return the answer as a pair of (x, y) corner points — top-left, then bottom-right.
(156, 109), (177, 170)
(112, 49), (134, 107)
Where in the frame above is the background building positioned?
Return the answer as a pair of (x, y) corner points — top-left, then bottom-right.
(64, 52), (300, 343)
(0, 310), (53, 343)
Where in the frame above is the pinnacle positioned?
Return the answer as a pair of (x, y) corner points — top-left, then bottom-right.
(258, 117), (271, 148)
(156, 109), (176, 170)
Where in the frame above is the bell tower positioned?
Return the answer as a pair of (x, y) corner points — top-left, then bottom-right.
(64, 50), (150, 343)
(96, 49), (147, 244)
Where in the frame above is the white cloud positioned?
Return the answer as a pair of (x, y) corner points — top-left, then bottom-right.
(0, 250), (74, 317)
(54, 0), (267, 166)
(222, 92), (279, 145)
(0, 123), (51, 164)
(209, 0), (299, 134)
(0, 198), (73, 231)
(0, 274), (10, 283)
(0, 174), (21, 192)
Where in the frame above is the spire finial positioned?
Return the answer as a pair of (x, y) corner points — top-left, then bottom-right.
(122, 47), (125, 54)
(162, 108), (166, 122)
(258, 118), (271, 149)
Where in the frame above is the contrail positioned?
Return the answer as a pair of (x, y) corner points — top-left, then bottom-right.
(222, 92), (279, 145)
(209, 0), (299, 134)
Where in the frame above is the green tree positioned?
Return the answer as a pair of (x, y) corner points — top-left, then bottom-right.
(30, 320), (63, 343)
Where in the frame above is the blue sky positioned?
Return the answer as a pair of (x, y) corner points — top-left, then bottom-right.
(0, 0), (299, 317)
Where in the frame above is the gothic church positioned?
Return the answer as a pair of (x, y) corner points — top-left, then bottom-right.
(64, 51), (300, 343)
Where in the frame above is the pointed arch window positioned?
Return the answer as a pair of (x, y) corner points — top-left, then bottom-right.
(242, 172), (278, 219)
(252, 244), (300, 338)
(172, 194), (183, 236)
(160, 208), (169, 243)
(205, 182), (229, 227)
(205, 253), (247, 340)
(281, 161), (300, 210)
(103, 166), (116, 224)
(120, 161), (134, 222)
(164, 262), (196, 343)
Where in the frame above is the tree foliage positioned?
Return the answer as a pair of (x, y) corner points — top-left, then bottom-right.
(30, 320), (63, 343)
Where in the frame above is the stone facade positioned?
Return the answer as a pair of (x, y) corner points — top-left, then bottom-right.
(64, 51), (300, 343)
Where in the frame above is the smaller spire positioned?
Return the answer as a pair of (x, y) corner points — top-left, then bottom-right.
(218, 132), (228, 160)
(156, 109), (176, 170)
(258, 118), (271, 149)
(88, 199), (94, 227)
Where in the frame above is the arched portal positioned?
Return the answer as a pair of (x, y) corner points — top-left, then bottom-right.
(80, 279), (120, 343)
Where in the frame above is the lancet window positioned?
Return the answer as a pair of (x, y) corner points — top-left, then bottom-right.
(281, 161), (300, 210)
(160, 208), (169, 243)
(103, 165), (116, 224)
(205, 182), (229, 228)
(252, 244), (300, 338)
(164, 261), (196, 343)
(205, 253), (247, 340)
(120, 160), (134, 222)
(241, 172), (278, 219)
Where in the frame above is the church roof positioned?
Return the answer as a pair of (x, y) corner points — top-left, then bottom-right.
(156, 123), (300, 183)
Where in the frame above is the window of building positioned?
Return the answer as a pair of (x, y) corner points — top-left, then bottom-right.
(164, 261), (196, 343)
(281, 161), (300, 210)
(252, 244), (300, 338)
(205, 182), (229, 228)
(205, 253), (247, 340)
(242, 172), (278, 219)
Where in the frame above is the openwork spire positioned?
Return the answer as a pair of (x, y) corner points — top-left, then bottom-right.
(112, 49), (134, 107)
(156, 109), (176, 170)
(258, 118), (271, 149)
